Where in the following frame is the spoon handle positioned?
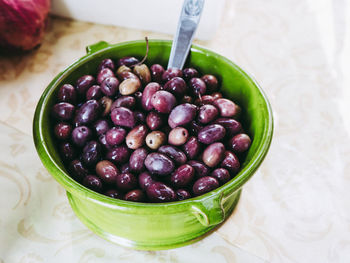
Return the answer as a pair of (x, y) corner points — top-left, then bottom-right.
(167, 0), (205, 70)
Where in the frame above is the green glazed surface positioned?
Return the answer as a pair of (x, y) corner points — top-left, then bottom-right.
(33, 40), (273, 250)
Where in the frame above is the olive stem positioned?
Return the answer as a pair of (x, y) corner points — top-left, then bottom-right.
(132, 37), (149, 67)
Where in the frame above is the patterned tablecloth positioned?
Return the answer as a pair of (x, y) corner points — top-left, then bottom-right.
(1, 0), (350, 262)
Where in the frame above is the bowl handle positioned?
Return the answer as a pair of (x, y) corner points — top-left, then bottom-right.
(191, 194), (224, 227)
(86, 41), (111, 54)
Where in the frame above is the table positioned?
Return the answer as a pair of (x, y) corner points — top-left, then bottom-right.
(1, 0), (349, 262)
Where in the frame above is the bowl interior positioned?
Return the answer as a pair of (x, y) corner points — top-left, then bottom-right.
(34, 40), (273, 206)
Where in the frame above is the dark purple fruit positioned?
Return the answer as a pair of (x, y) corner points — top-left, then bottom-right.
(106, 145), (130, 164)
(170, 164), (194, 188)
(197, 124), (226, 144)
(101, 77), (119, 97)
(151, 90), (176, 114)
(182, 136), (201, 159)
(124, 189), (145, 202)
(164, 77), (187, 97)
(58, 84), (76, 103)
(201, 75), (218, 93)
(150, 64), (165, 83)
(211, 168), (231, 184)
(129, 147), (148, 172)
(189, 77), (206, 95)
(144, 153), (175, 176)
(59, 142), (76, 161)
(146, 182), (176, 202)
(162, 68), (183, 83)
(112, 96), (136, 110)
(138, 171), (154, 190)
(229, 133), (251, 153)
(54, 122), (72, 140)
(98, 58), (115, 71)
(96, 160), (119, 184)
(117, 56), (139, 67)
(81, 141), (101, 167)
(76, 75), (95, 97)
(176, 189), (191, 200)
(220, 151), (240, 174)
(182, 68), (198, 81)
(97, 68), (114, 85)
(52, 102), (75, 121)
(146, 111), (164, 130)
(86, 85), (103, 101)
(213, 98), (241, 118)
(83, 175), (103, 192)
(168, 103), (197, 128)
(198, 104), (219, 124)
(192, 176), (219, 196)
(104, 189), (121, 199)
(74, 100), (100, 126)
(187, 160), (210, 178)
(105, 127), (127, 147)
(69, 159), (88, 181)
(93, 119), (110, 136)
(71, 126), (92, 147)
(158, 145), (187, 166)
(213, 118), (242, 136)
(202, 142), (225, 167)
(116, 173), (137, 191)
(110, 107), (135, 128)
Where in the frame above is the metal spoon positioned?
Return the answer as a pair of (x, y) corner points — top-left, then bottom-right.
(167, 0), (205, 70)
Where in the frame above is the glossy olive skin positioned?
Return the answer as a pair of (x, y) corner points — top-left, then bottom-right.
(164, 77), (187, 97)
(144, 153), (175, 176)
(189, 77), (206, 95)
(129, 147), (148, 172)
(162, 68), (183, 83)
(158, 145), (187, 166)
(201, 74), (218, 93)
(71, 126), (92, 147)
(197, 124), (226, 144)
(81, 141), (102, 167)
(198, 104), (218, 124)
(105, 127), (127, 147)
(150, 64), (164, 83)
(74, 100), (100, 126)
(60, 142), (76, 161)
(229, 133), (251, 153)
(142, 82), (161, 111)
(176, 189), (191, 200)
(101, 77), (119, 96)
(182, 136), (201, 159)
(124, 189), (145, 202)
(83, 175), (103, 192)
(96, 160), (119, 184)
(104, 189), (122, 199)
(58, 84), (76, 103)
(202, 142), (225, 167)
(220, 151), (240, 174)
(211, 168), (231, 185)
(192, 176), (219, 196)
(97, 68), (114, 84)
(106, 145), (130, 164)
(120, 163), (131, 174)
(170, 164), (195, 188)
(93, 119), (110, 136)
(69, 159), (88, 181)
(110, 107), (135, 128)
(146, 111), (164, 130)
(116, 173), (137, 191)
(133, 64), (151, 85)
(117, 56), (139, 67)
(54, 122), (72, 140)
(112, 96), (136, 110)
(118, 71), (138, 81)
(138, 171), (154, 190)
(188, 121), (203, 135)
(98, 58), (115, 71)
(151, 90), (176, 114)
(125, 124), (148, 149)
(213, 98), (240, 118)
(168, 103), (197, 128)
(76, 75), (95, 96)
(86, 85), (103, 100)
(182, 68), (199, 81)
(187, 160), (210, 178)
(146, 182), (176, 202)
(213, 118), (242, 137)
(52, 102), (75, 121)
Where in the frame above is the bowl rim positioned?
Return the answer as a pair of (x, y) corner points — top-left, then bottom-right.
(33, 39), (273, 209)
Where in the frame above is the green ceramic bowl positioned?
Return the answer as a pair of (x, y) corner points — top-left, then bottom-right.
(33, 40), (273, 250)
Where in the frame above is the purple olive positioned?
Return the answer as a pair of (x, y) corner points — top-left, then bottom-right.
(93, 119), (110, 136)
(71, 126), (92, 147)
(76, 75), (95, 97)
(129, 147), (148, 172)
(98, 58), (115, 71)
(213, 118), (242, 137)
(86, 85), (103, 101)
(59, 142), (76, 161)
(144, 153), (175, 176)
(229, 133), (251, 153)
(134, 111), (146, 124)
(176, 189), (191, 200)
(69, 159), (88, 181)
(54, 122), (72, 140)
(138, 171), (154, 190)
(164, 77), (187, 97)
(220, 151), (240, 174)
(117, 56), (139, 67)
(98, 134), (112, 151)
(106, 145), (130, 164)
(189, 77), (206, 96)
(97, 68), (114, 85)
(146, 182), (176, 202)
(202, 142), (225, 168)
(187, 160), (210, 178)
(158, 145), (187, 166)
(116, 173), (137, 191)
(105, 127), (127, 147)
(110, 107), (135, 128)
(104, 189), (122, 199)
(201, 74), (218, 93)
(211, 168), (231, 184)
(52, 102), (75, 121)
(182, 136), (201, 159)
(81, 141), (101, 167)
(162, 68), (183, 83)
(192, 176), (219, 196)
(111, 96), (136, 110)
(150, 64), (164, 83)
(125, 124), (148, 149)
(170, 164), (194, 188)
(168, 103), (197, 128)
(120, 163), (131, 174)
(198, 104), (219, 124)
(197, 124), (226, 144)
(83, 175), (103, 192)
(141, 82), (161, 111)
(101, 77), (119, 97)
(151, 90), (176, 114)
(58, 84), (76, 103)
(213, 98), (241, 118)
(188, 121), (203, 134)
(182, 68), (199, 81)
(124, 189), (145, 202)
(96, 160), (119, 184)
(146, 111), (164, 130)
(74, 100), (100, 126)
(195, 95), (215, 106)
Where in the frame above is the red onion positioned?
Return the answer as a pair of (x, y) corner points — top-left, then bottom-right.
(0, 0), (50, 51)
